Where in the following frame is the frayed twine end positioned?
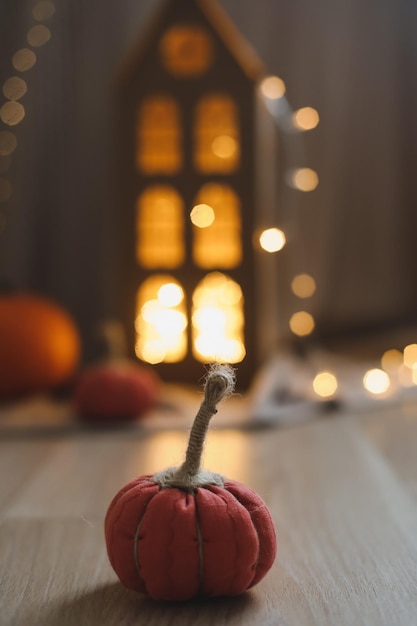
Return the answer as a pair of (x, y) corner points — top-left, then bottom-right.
(203, 363), (236, 410)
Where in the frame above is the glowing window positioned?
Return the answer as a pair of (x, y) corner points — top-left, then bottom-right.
(137, 186), (184, 269)
(194, 95), (240, 173)
(136, 96), (181, 174)
(159, 26), (213, 77)
(192, 183), (242, 269)
(192, 272), (245, 364)
(135, 275), (187, 364)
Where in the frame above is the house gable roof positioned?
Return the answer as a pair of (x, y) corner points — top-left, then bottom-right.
(117, 0), (265, 88)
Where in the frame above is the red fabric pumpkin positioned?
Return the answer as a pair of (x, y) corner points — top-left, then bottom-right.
(105, 365), (277, 601)
(73, 361), (159, 421)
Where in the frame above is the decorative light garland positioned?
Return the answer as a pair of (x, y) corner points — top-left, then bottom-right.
(258, 74), (417, 403)
(0, 1), (55, 241)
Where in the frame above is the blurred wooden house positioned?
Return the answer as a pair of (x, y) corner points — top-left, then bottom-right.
(116, 0), (279, 387)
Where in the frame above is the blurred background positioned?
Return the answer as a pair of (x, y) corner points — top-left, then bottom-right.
(1, 0), (417, 381)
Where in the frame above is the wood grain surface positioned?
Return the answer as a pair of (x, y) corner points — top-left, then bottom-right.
(1, 403), (417, 625)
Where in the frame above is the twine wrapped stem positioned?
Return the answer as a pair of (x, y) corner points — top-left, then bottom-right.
(152, 364), (236, 491)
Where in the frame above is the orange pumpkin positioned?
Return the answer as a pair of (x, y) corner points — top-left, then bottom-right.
(0, 293), (81, 397)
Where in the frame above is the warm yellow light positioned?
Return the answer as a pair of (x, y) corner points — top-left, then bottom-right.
(193, 307), (226, 331)
(363, 369), (390, 395)
(136, 276), (187, 364)
(259, 227), (286, 253)
(398, 364), (413, 388)
(381, 348), (403, 373)
(12, 49), (37, 72)
(403, 344), (417, 369)
(140, 299), (160, 324)
(313, 371), (338, 398)
(190, 203), (215, 228)
(153, 309), (187, 336)
(260, 75), (286, 100)
(211, 135), (237, 159)
(292, 107), (320, 131)
(27, 25), (51, 47)
(289, 311), (315, 337)
(291, 274), (316, 298)
(194, 334), (245, 364)
(157, 283), (184, 307)
(0, 101), (25, 126)
(289, 168), (319, 192)
(2, 77), (27, 101)
(192, 272), (245, 364)
(137, 341), (166, 365)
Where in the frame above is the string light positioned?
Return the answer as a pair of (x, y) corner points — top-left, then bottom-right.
(27, 25), (51, 47)
(313, 371), (338, 398)
(259, 75), (286, 100)
(2, 77), (27, 101)
(292, 107), (320, 131)
(380, 348), (403, 373)
(403, 344), (417, 369)
(32, 1), (56, 22)
(291, 274), (316, 298)
(12, 49), (37, 72)
(363, 369), (390, 395)
(0, 0), (55, 257)
(259, 227), (286, 252)
(190, 203), (215, 228)
(0, 101), (25, 126)
(287, 167), (319, 192)
(289, 311), (315, 337)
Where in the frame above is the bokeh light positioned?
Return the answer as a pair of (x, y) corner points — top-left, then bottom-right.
(12, 49), (37, 72)
(363, 369), (390, 395)
(288, 168), (319, 192)
(292, 107), (320, 131)
(32, 1), (56, 21)
(259, 227), (286, 253)
(259, 75), (286, 100)
(289, 311), (315, 337)
(313, 371), (338, 398)
(2, 77), (27, 101)
(403, 344), (417, 369)
(291, 273), (316, 298)
(0, 101), (25, 126)
(27, 25), (51, 47)
(380, 348), (403, 374)
(190, 203), (215, 228)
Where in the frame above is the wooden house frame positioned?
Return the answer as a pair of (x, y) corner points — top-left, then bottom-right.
(116, 0), (279, 387)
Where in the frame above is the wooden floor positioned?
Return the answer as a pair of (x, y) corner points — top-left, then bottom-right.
(1, 399), (417, 625)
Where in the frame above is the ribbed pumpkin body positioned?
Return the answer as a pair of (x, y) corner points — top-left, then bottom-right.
(105, 475), (277, 601)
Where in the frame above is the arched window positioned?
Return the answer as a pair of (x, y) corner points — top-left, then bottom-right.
(136, 186), (184, 269)
(194, 94), (240, 173)
(192, 183), (242, 269)
(135, 275), (187, 364)
(192, 272), (245, 364)
(136, 96), (181, 174)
